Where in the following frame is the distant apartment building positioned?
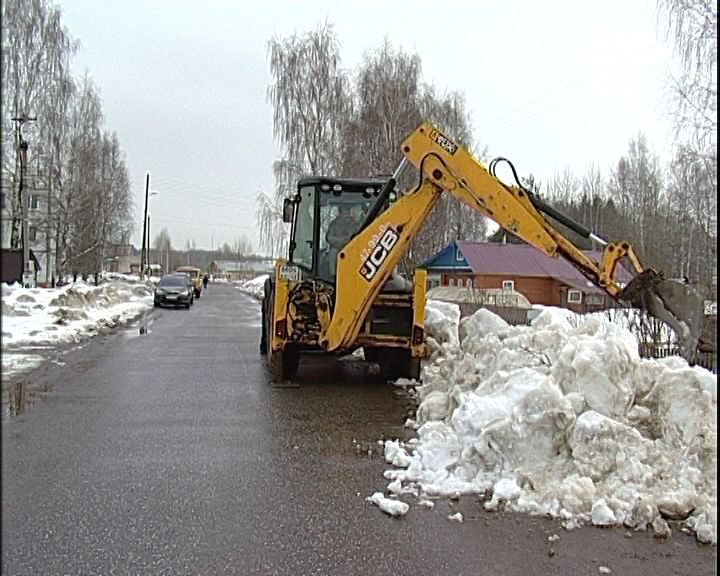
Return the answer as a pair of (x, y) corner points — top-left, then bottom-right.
(1, 169), (55, 285)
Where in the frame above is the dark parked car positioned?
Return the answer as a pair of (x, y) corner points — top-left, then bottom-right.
(154, 274), (194, 308)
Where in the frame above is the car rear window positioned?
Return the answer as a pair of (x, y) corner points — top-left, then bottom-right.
(159, 275), (186, 287)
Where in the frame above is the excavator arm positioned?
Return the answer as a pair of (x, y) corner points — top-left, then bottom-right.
(320, 122), (705, 361)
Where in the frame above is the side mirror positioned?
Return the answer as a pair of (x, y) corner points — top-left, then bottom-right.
(282, 198), (294, 223)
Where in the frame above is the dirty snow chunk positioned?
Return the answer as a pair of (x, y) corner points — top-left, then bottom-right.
(367, 492), (409, 517)
(652, 516), (672, 539)
(424, 299), (461, 347)
(383, 440), (413, 467)
(493, 477), (522, 501)
(551, 317), (638, 419)
(598, 567), (612, 575)
(459, 307), (509, 348)
(447, 512), (463, 522)
(416, 389), (455, 423)
(387, 479), (402, 494)
(591, 498), (616, 526)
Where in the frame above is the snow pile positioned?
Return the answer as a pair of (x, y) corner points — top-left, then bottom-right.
(235, 275), (268, 300)
(373, 301), (717, 544)
(2, 277), (154, 376)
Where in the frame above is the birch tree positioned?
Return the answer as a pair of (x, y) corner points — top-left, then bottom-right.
(657, 0), (717, 147)
(340, 39), (422, 177)
(57, 75), (130, 277)
(258, 22), (351, 257)
(608, 133), (664, 267)
(153, 227), (173, 273)
(1, 0), (77, 249)
(663, 145), (716, 285)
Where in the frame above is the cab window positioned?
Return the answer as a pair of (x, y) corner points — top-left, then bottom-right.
(291, 185), (316, 270)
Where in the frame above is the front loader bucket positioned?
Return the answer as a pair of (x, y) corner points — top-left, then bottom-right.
(619, 269), (706, 362)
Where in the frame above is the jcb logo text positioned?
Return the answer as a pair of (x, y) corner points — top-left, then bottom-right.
(360, 228), (400, 281)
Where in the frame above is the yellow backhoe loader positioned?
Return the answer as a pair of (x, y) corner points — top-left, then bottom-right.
(260, 122), (706, 383)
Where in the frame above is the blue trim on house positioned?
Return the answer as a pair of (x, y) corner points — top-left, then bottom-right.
(421, 241), (471, 271)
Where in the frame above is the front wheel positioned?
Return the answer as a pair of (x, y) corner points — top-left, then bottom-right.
(269, 346), (300, 383)
(260, 280), (272, 355)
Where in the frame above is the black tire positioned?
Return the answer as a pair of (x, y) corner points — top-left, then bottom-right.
(363, 347), (379, 362)
(260, 303), (268, 355)
(377, 348), (421, 381)
(269, 346), (300, 383)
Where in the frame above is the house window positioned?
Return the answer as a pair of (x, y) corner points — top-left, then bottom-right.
(568, 289), (583, 304)
(502, 280), (514, 291)
(30, 195), (40, 210)
(28, 226), (37, 242)
(585, 293), (604, 306)
(448, 278), (455, 286)
(456, 248), (464, 261)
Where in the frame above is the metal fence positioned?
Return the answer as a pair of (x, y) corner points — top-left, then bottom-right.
(639, 343), (717, 374)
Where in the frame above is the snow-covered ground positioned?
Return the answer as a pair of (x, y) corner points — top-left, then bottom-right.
(2, 274), (154, 378)
(2, 275), (716, 545)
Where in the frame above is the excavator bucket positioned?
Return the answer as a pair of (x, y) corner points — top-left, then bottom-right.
(619, 269), (706, 362)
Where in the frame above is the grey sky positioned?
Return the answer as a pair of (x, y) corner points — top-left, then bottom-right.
(56, 0), (675, 253)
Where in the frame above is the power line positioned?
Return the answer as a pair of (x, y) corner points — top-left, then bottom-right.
(473, 44), (664, 133)
(478, 60), (667, 139)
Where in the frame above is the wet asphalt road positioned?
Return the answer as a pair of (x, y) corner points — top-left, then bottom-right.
(1, 283), (716, 576)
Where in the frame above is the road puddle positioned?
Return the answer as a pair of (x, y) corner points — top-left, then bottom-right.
(139, 314), (147, 335)
(121, 312), (154, 338)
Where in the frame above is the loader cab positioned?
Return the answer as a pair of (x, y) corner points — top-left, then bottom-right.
(285, 177), (386, 282)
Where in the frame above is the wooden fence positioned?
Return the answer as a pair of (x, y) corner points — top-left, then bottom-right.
(457, 303), (530, 325)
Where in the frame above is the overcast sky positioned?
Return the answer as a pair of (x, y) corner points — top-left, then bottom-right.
(56, 0), (676, 253)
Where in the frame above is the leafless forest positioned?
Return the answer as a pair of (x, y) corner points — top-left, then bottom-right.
(2, 0), (715, 294)
(258, 2), (716, 295)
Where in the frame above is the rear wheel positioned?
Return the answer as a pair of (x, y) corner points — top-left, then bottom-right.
(363, 347), (379, 362)
(377, 348), (421, 381)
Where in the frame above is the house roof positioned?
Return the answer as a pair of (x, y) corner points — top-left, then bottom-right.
(431, 241), (634, 293)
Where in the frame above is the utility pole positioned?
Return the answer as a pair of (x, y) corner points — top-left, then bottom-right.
(140, 173), (149, 278)
(12, 115), (37, 287)
(45, 159), (53, 287)
(147, 215), (151, 273)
